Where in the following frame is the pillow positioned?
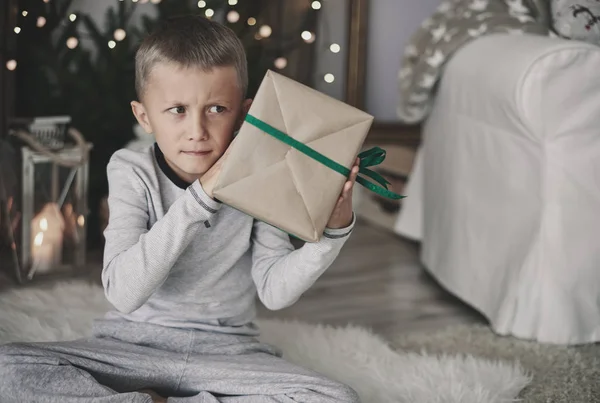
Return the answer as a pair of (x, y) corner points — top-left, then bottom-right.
(526, 0), (553, 26)
(551, 0), (600, 44)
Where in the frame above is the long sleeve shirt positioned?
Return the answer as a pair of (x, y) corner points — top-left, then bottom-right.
(101, 144), (354, 335)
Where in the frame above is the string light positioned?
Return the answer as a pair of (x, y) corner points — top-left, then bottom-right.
(114, 28), (126, 41)
(330, 43), (341, 53)
(77, 215), (85, 227)
(324, 73), (335, 83)
(151, 0), (162, 3)
(22, 11), (28, 17)
(108, 40), (116, 49)
(198, 1), (206, 8)
(69, 14), (77, 22)
(227, 11), (240, 23)
(66, 37), (79, 49)
(259, 25), (272, 38)
(229, 0), (238, 4)
(132, 0), (139, 3)
(247, 17), (256, 26)
(311, 1), (322, 10)
(205, 8), (214, 17)
(274, 57), (287, 69)
(43, 0), (50, 3)
(301, 31), (315, 43)
(6, 60), (17, 71)
(37, 17), (46, 28)
(254, 33), (262, 40)
(14, 27), (21, 34)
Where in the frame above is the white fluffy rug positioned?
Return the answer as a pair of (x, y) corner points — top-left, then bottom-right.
(0, 280), (530, 403)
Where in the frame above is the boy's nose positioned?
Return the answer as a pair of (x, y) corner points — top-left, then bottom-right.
(189, 120), (209, 141)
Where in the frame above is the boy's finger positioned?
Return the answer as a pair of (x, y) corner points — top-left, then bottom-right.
(341, 181), (348, 194)
(341, 181), (352, 198)
(347, 179), (355, 192)
(349, 165), (358, 183)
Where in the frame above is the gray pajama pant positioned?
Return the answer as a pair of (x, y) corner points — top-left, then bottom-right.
(0, 319), (359, 403)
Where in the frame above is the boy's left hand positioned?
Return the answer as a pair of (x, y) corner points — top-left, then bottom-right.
(327, 158), (359, 229)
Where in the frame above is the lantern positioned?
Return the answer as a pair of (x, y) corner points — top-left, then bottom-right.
(7, 117), (91, 282)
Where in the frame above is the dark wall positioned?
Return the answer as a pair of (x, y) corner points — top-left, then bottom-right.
(0, 0), (18, 138)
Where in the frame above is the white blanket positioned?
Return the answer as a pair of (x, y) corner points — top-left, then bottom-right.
(0, 280), (531, 403)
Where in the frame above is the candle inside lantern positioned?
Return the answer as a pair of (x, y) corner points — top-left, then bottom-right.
(30, 203), (65, 277)
(31, 231), (52, 274)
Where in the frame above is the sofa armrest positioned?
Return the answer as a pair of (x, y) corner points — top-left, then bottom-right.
(419, 33), (600, 344)
(438, 33), (600, 142)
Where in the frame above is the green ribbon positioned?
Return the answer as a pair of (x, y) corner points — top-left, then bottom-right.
(245, 114), (405, 200)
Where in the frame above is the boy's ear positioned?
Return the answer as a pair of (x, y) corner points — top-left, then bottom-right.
(243, 98), (253, 114)
(236, 98), (253, 131)
(131, 101), (153, 134)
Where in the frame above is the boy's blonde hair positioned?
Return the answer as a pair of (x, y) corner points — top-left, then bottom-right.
(135, 15), (248, 100)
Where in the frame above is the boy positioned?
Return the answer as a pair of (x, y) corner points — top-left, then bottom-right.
(0, 15), (361, 403)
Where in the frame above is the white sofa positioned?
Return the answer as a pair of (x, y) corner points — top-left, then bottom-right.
(395, 33), (600, 345)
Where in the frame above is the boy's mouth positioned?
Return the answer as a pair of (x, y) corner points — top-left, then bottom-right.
(182, 150), (211, 156)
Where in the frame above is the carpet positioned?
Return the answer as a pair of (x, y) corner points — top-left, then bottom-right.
(0, 279), (535, 402)
(391, 324), (600, 402)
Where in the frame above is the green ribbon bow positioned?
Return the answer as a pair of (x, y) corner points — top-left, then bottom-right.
(245, 114), (405, 200)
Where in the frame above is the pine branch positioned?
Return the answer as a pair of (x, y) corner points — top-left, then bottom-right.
(79, 15), (113, 63)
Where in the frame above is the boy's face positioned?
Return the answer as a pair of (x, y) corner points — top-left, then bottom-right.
(131, 63), (251, 183)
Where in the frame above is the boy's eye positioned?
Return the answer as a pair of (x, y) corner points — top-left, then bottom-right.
(209, 105), (226, 114)
(168, 106), (186, 115)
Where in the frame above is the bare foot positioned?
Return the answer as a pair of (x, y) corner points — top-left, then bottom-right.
(138, 389), (167, 403)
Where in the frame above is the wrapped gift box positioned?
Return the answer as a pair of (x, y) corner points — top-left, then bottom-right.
(214, 70), (399, 242)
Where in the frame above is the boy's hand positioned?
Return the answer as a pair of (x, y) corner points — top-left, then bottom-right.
(199, 140), (235, 199)
(199, 154), (225, 200)
(327, 158), (359, 229)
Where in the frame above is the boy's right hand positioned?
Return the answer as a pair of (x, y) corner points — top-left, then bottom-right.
(199, 140), (235, 200)
(199, 154), (224, 200)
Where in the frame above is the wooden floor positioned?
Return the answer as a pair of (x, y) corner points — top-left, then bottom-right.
(257, 219), (486, 340)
